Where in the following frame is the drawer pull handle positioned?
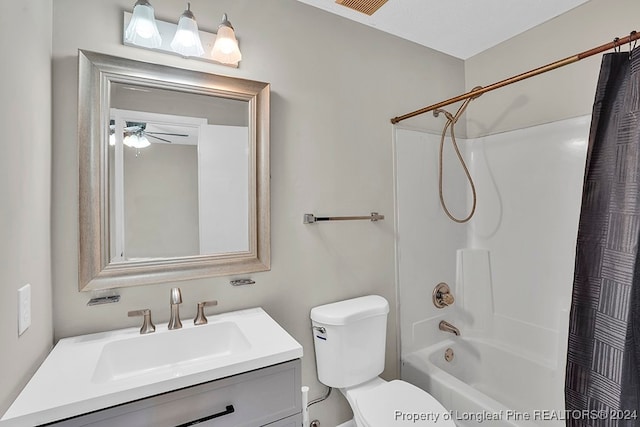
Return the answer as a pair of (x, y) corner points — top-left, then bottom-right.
(176, 405), (235, 426)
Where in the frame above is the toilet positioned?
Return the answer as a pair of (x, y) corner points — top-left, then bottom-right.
(310, 295), (455, 427)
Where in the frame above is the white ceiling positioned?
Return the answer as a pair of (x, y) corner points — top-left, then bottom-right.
(297, 0), (590, 59)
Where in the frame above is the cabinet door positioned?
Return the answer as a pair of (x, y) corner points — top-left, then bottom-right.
(49, 360), (301, 427)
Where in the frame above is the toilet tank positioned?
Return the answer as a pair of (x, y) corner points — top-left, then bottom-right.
(310, 295), (389, 388)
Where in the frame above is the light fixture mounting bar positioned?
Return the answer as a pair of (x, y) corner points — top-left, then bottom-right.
(122, 11), (239, 68)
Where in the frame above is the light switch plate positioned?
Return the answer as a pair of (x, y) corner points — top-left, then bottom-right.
(18, 284), (31, 336)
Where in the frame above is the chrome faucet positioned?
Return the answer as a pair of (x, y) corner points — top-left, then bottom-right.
(168, 287), (183, 330)
(439, 320), (460, 336)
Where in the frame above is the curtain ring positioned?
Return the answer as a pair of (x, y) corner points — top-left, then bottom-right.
(469, 85), (483, 100)
(613, 37), (621, 53)
(630, 31), (638, 59)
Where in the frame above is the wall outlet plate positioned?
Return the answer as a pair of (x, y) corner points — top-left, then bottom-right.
(18, 284), (31, 336)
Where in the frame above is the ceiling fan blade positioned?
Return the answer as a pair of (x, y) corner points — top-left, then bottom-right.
(145, 131), (190, 137)
(146, 134), (173, 143)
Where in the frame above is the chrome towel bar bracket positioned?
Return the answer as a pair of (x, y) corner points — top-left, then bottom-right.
(230, 278), (255, 286)
(303, 212), (384, 224)
(87, 294), (121, 306)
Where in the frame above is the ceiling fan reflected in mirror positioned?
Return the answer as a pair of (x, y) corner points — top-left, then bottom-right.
(109, 120), (190, 149)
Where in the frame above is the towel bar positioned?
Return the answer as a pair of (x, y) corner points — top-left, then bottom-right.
(303, 212), (384, 224)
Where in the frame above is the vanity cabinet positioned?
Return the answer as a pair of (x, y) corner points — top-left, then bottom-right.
(47, 360), (301, 427)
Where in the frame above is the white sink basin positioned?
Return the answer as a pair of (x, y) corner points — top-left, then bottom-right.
(92, 321), (251, 383)
(1, 308), (302, 427)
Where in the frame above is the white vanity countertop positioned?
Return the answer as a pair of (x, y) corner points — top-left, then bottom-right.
(0, 307), (303, 427)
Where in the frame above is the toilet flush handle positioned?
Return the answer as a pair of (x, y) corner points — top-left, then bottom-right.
(312, 325), (327, 340)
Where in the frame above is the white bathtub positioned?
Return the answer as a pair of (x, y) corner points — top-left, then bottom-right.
(402, 338), (565, 427)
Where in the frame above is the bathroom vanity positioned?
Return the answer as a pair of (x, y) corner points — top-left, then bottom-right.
(49, 360), (301, 427)
(0, 308), (302, 427)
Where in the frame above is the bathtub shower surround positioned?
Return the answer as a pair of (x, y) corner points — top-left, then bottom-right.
(394, 116), (590, 426)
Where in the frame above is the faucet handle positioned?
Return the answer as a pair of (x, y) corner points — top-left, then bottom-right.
(194, 300), (218, 325)
(441, 292), (455, 306)
(433, 282), (455, 308)
(128, 309), (156, 334)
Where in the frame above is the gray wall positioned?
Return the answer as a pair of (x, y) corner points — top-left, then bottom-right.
(465, 0), (640, 138)
(51, 1), (464, 425)
(0, 0), (53, 415)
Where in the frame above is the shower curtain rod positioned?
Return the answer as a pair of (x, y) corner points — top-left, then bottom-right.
(390, 31), (640, 124)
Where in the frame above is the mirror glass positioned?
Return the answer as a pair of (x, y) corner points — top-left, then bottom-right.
(79, 51), (270, 290)
(109, 83), (250, 261)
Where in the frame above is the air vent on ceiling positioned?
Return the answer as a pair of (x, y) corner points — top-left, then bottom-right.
(335, 0), (388, 16)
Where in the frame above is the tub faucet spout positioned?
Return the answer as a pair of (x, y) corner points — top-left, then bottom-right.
(439, 320), (460, 336)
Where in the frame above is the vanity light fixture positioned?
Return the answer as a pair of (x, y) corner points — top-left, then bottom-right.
(123, 5), (242, 67)
(170, 3), (205, 57)
(124, 0), (162, 49)
(211, 14), (242, 65)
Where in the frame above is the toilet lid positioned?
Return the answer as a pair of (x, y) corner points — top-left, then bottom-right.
(353, 380), (455, 427)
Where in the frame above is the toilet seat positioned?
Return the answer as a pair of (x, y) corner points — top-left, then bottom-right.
(352, 380), (455, 427)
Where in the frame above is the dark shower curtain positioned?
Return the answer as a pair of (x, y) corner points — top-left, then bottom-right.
(566, 48), (640, 426)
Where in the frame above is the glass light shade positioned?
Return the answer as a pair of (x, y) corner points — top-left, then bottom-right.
(109, 133), (116, 146)
(123, 134), (139, 148)
(170, 7), (204, 57)
(124, 1), (162, 49)
(135, 134), (151, 148)
(211, 15), (242, 65)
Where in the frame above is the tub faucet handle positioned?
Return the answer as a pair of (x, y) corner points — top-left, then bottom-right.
(441, 292), (455, 306)
(128, 309), (156, 334)
(194, 300), (218, 325)
(433, 282), (455, 308)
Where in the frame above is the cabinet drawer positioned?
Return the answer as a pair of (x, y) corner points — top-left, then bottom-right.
(265, 413), (303, 426)
(48, 360), (301, 427)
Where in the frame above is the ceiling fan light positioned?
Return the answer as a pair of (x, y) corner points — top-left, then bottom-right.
(125, 0), (162, 48)
(170, 3), (205, 57)
(211, 14), (242, 65)
(135, 134), (151, 148)
(123, 134), (139, 148)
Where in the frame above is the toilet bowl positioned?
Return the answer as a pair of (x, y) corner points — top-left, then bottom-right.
(343, 377), (454, 426)
(310, 295), (455, 426)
